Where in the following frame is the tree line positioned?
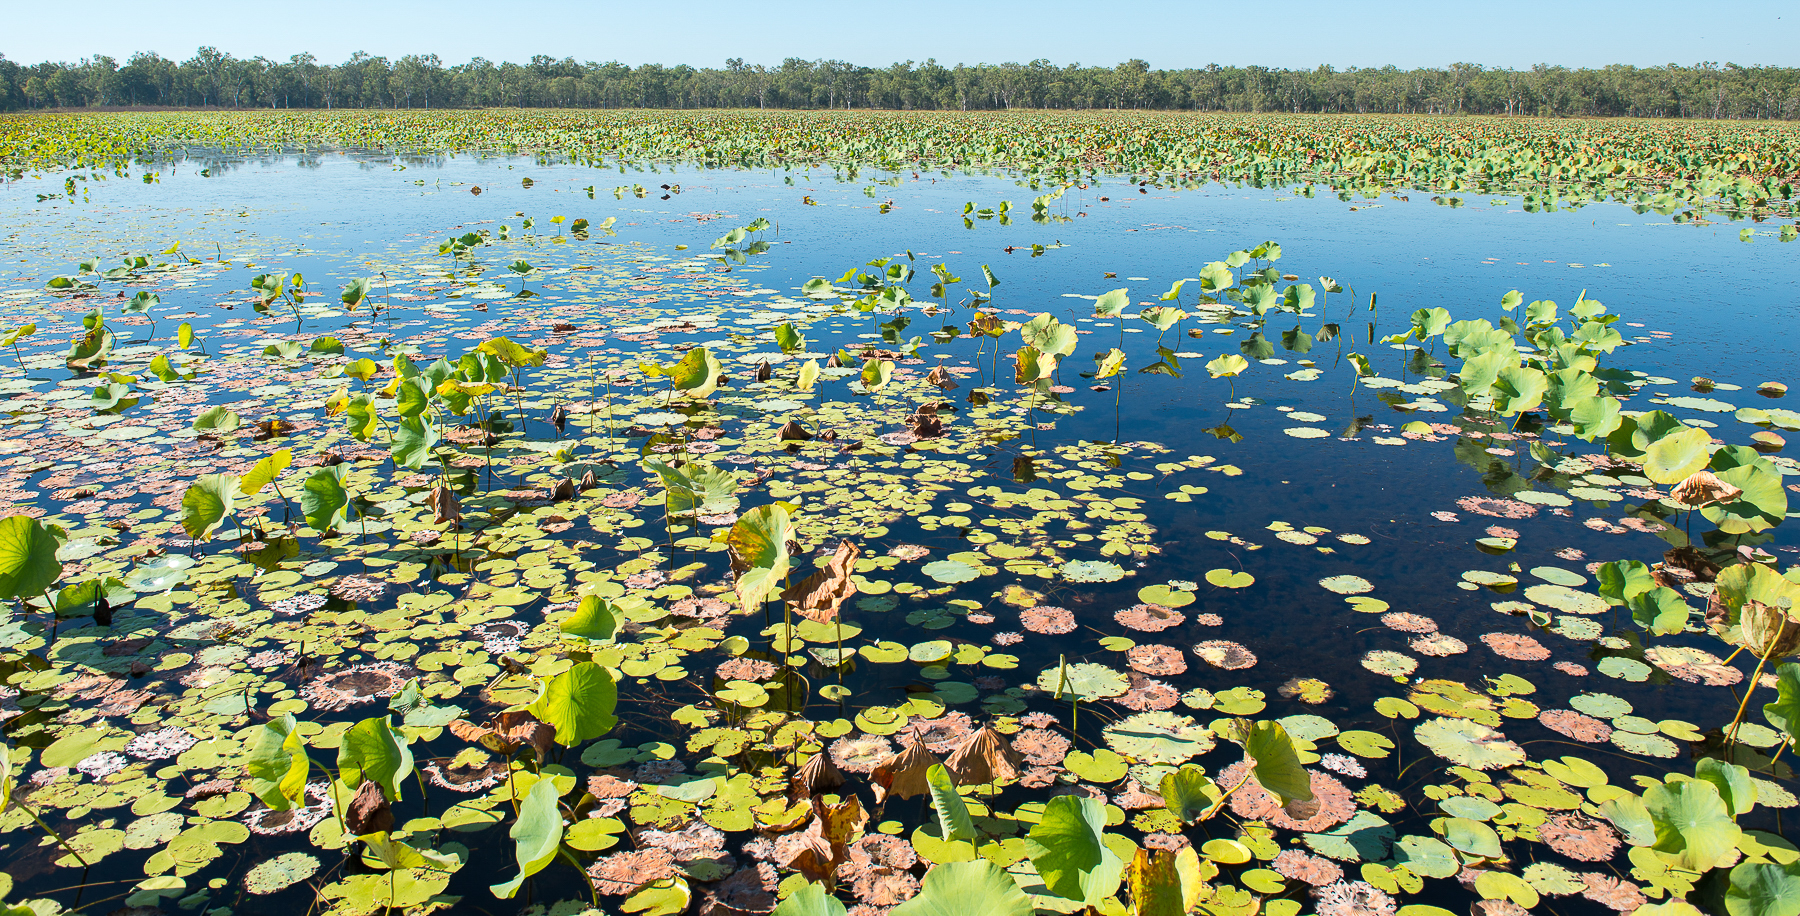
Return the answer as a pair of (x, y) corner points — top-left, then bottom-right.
(1, 50), (1796, 119)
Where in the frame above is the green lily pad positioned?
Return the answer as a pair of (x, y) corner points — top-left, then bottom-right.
(1212, 686), (1266, 715)
(1136, 584), (1194, 608)
(1063, 748), (1129, 783)
(1414, 718), (1526, 770)
(1337, 730), (1396, 759)
(1279, 714), (1339, 742)
(1598, 657), (1652, 682)
(1061, 560), (1125, 583)
(1570, 692), (1632, 718)
(1302, 811), (1395, 863)
(1439, 796), (1502, 821)
(1530, 566), (1588, 586)
(861, 642), (910, 663)
(1441, 817), (1503, 858)
(1474, 871), (1539, 908)
(244, 853), (320, 895)
(1522, 862), (1588, 896)
(1102, 711), (1215, 765)
(910, 640), (954, 664)
(1036, 663), (1129, 701)
(1611, 730), (1680, 758)
(1463, 570), (1519, 589)
(1205, 569), (1254, 589)
(1524, 584), (1608, 615)
(1393, 834), (1461, 879)
(1319, 575), (1374, 595)
(1541, 756), (1608, 788)
(1374, 697), (1421, 719)
(922, 560), (979, 584)
(1362, 650), (1417, 677)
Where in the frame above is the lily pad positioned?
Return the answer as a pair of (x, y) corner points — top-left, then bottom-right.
(922, 560), (979, 584)
(1303, 811), (1396, 863)
(1036, 663), (1129, 701)
(1136, 584), (1195, 608)
(1414, 718), (1526, 770)
(1319, 575), (1374, 595)
(1524, 584), (1607, 615)
(1205, 569), (1255, 589)
(245, 852), (321, 894)
(1103, 711), (1215, 765)
(1361, 650), (1417, 677)
(1061, 560), (1125, 583)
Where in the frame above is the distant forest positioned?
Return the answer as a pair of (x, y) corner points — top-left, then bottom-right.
(1, 50), (1796, 119)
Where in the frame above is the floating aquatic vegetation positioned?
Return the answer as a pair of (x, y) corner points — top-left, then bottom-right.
(1011, 728), (1071, 766)
(1579, 873), (1648, 912)
(831, 735), (896, 774)
(0, 125), (1790, 916)
(1220, 759), (1357, 831)
(588, 847), (681, 896)
(124, 725), (196, 760)
(1127, 644), (1187, 676)
(1414, 718), (1526, 769)
(1480, 632), (1551, 661)
(1021, 605), (1077, 634)
(1274, 848), (1346, 886)
(1411, 634), (1469, 656)
(1320, 754), (1367, 779)
(1193, 640), (1258, 670)
(1361, 650), (1417, 677)
(1538, 812), (1621, 861)
(1115, 602), (1184, 632)
(1538, 710), (1612, 745)
(299, 662), (409, 712)
(424, 756), (509, 793)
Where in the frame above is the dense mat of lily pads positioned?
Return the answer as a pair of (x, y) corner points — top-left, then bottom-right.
(4, 110), (1800, 229)
(0, 128), (1797, 916)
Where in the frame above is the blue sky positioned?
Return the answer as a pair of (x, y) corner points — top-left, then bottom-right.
(3, 0), (1793, 69)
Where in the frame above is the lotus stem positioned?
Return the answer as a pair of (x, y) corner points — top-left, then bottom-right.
(1729, 627), (1782, 749)
(21, 799), (88, 867)
(1200, 771), (1257, 822)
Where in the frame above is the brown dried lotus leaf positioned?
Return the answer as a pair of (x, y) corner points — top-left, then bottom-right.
(870, 737), (942, 803)
(783, 540), (860, 624)
(790, 750), (847, 801)
(450, 710), (554, 760)
(905, 402), (946, 438)
(1670, 469), (1742, 508)
(944, 724), (1024, 786)
(345, 779), (393, 836)
(781, 796), (867, 882)
(588, 847), (680, 896)
(587, 773), (638, 799)
(1742, 599), (1800, 660)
